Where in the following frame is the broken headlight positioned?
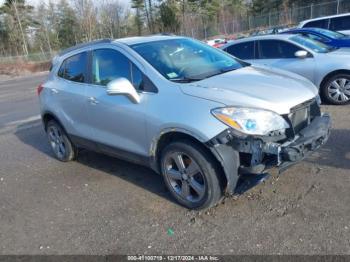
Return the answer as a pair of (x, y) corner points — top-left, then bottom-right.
(211, 107), (290, 136)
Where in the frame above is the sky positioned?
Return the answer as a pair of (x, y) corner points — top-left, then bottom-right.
(0, 0), (130, 7)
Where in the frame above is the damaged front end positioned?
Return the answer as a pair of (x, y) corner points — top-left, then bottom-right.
(208, 98), (331, 195)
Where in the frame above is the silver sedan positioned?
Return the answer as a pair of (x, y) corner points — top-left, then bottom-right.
(221, 34), (350, 105)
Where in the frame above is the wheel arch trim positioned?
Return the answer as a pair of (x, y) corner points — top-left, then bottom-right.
(41, 111), (67, 133)
(150, 128), (239, 194)
(320, 69), (350, 88)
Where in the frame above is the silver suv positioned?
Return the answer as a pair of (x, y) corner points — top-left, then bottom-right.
(38, 35), (331, 209)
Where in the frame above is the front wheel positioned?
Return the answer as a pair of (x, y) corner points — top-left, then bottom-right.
(160, 140), (223, 210)
(321, 74), (350, 105)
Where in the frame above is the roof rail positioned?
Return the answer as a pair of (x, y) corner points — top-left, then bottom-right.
(58, 39), (112, 56)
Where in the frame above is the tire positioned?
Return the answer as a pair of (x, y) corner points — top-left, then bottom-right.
(46, 120), (76, 162)
(321, 74), (350, 105)
(160, 140), (223, 210)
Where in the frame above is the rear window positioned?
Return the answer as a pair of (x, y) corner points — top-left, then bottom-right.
(304, 19), (329, 29)
(58, 52), (87, 83)
(330, 15), (350, 31)
(226, 41), (255, 60)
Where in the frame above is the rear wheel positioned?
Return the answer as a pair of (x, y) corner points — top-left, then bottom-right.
(321, 74), (350, 105)
(160, 140), (223, 210)
(46, 120), (76, 162)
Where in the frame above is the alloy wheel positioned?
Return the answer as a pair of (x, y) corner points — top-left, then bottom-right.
(48, 125), (66, 159)
(163, 152), (206, 203)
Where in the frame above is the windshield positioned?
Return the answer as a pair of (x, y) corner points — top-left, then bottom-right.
(130, 38), (246, 82)
(290, 35), (334, 53)
(313, 28), (346, 39)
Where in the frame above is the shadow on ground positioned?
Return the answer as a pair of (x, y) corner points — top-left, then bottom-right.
(15, 122), (175, 205)
(306, 129), (350, 170)
(14, 119), (350, 210)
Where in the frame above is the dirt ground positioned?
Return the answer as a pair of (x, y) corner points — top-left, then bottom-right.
(0, 74), (349, 255)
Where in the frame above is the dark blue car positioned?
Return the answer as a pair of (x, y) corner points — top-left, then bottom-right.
(281, 28), (350, 48)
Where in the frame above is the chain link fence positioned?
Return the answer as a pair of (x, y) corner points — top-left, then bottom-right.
(1, 0), (350, 63)
(0, 52), (55, 64)
(186, 0), (350, 39)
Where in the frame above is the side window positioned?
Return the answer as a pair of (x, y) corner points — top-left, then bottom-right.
(58, 52), (87, 83)
(131, 63), (157, 92)
(92, 49), (131, 86)
(131, 63), (143, 90)
(258, 40), (301, 59)
(92, 48), (158, 93)
(330, 16), (350, 31)
(226, 41), (254, 60)
(304, 19), (329, 29)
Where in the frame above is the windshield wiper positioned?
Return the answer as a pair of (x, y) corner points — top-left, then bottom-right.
(204, 67), (238, 79)
(170, 76), (202, 83)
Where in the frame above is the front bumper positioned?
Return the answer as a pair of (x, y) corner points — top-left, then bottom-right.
(236, 113), (331, 174)
(208, 113), (331, 195)
(278, 114), (331, 172)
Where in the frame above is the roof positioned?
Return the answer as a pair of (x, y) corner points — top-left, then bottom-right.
(115, 34), (183, 45)
(282, 27), (319, 33)
(227, 34), (294, 44)
(299, 12), (350, 25)
(58, 39), (112, 56)
(57, 35), (183, 57)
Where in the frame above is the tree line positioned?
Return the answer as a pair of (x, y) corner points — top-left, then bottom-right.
(0, 0), (333, 57)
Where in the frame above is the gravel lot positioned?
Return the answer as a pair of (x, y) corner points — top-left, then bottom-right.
(0, 74), (349, 255)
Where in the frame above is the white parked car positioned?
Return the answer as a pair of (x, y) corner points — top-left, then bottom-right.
(222, 34), (350, 105)
(299, 13), (350, 35)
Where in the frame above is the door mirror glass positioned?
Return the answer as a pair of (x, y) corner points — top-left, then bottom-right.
(295, 50), (308, 59)
(106, 78), (140, 103)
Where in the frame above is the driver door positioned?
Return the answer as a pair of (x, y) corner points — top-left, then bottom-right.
(256, 40), (316, 83)
(84, 48), (150, 159)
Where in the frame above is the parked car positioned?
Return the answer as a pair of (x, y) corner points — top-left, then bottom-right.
(206, 38), (227, 48)
(39, 35), (331, 209)
(281, 28), (350, 48)
(298, 13), (350, 35)
(221, 34), (350, 105)
(250, 26), (291, 36)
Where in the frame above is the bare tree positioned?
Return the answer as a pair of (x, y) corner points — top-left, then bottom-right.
(99, 0), (128, 39)
(73, 0), (98, 42)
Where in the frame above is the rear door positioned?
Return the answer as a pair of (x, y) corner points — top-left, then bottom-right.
(53, 52), (91, 138)
(255, 39), (316, 83)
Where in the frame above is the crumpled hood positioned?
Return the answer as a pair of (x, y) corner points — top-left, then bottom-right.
(180, 66), (318, 115)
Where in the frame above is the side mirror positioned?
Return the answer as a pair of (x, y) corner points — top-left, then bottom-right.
(106, 78), (140, 104)
(295, 50), (308, 59)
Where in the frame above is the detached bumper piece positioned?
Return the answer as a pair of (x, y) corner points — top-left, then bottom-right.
(278, 114), (331, 173)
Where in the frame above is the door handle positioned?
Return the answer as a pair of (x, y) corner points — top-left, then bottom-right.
(51, 88), (59, 94)
(88, 97), (99, 105)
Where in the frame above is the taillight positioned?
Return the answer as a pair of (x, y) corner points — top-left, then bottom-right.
(37, 83), (44, 95)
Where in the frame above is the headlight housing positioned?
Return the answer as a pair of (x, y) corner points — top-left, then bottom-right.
(211, 107), (290, 136)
